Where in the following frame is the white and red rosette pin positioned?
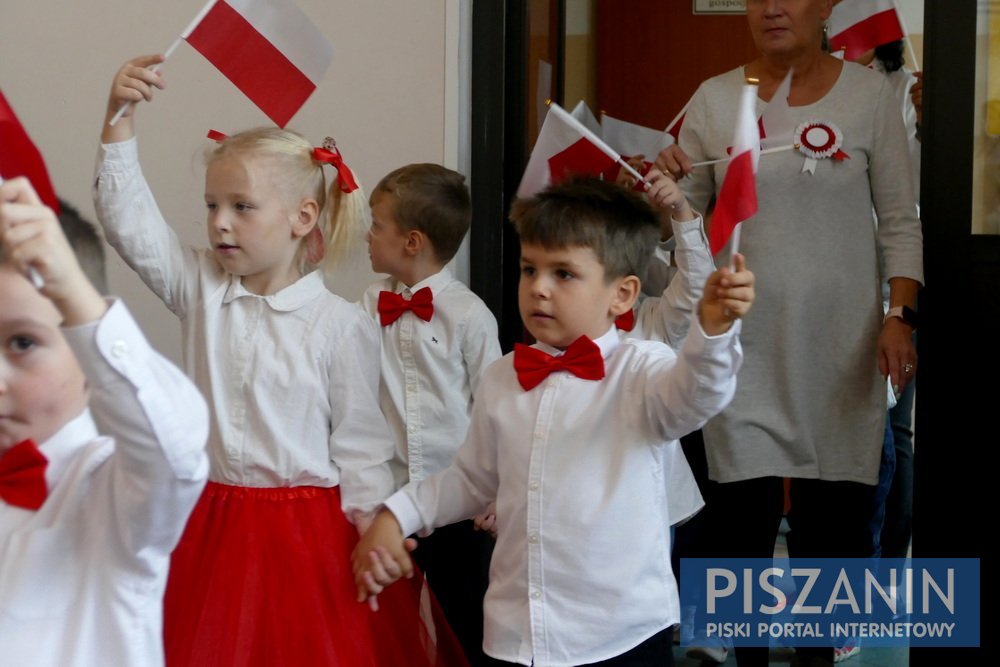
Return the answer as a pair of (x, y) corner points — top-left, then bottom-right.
(793, 120), (849, 174)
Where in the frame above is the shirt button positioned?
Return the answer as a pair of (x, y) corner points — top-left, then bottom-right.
(530, 590), (541, 600)
(111, 340), (129, 358)
(529, 481), (539, 491)
(528, 533), (539, 543)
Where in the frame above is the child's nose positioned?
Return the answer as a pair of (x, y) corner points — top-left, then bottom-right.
(210, 210), (231, 232)
(530, 276), (550, 297)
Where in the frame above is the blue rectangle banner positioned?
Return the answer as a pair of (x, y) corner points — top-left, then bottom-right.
(678, 558), (980, 647)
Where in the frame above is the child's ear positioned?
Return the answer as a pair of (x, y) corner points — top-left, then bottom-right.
(608, 275), (641, 317)
(290, 198), (320, 239)
(403, 229), (427, 257)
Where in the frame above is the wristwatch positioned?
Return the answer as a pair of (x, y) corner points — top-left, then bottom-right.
(884, 305), (919, 330)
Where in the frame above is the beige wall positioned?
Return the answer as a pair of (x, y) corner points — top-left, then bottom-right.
(1, 0), (461, 361)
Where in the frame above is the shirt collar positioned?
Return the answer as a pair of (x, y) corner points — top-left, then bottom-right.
(393, 267), (454, 296)
(222, 270), (326, 311)
(38, 409), (99, 487)
(533, 326), (620, 360)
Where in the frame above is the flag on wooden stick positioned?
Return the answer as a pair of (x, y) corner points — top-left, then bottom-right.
(828, 0), (905, 62)
(185, 0), (334, 127)
(709, 83), (759, 256)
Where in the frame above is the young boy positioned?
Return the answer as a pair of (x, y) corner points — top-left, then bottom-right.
(353, 176), (755, 666)
(0, 177), (209, 666)
(360, 163), (501, 664)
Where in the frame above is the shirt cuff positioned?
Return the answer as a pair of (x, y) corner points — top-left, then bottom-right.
(692, 315), (742, 342)
(384, 488), (425, 538)
(62, 298), (153, 385)
(96, 136), (140, 178)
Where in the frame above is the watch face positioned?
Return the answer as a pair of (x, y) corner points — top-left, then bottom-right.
(902, 305), (919, 328)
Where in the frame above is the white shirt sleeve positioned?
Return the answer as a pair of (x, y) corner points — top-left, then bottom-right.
(386, 371), (501, 537)
(327, 306), (397, 517)
(634, 214), (713, 348)
(460, 301), (502, 395)
(61, 299), (209, 567)
(92, 137), (208, 318)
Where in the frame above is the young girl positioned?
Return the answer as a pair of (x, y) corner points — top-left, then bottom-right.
(94, 54), (465, 667)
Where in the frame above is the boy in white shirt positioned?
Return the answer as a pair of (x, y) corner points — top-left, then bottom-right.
(361, 163), (501, 664)
(353, 176), (755, 667)
(0, 177), (209, 667)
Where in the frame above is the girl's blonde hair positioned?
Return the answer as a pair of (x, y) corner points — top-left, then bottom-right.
(205, 127), (368, 274)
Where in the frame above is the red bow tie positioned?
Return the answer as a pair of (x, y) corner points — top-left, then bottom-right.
(513, 336), (606, 391)
(615, 309), (635, 332)
(378, 287), (434, 326)
(0, 439), (49, 511)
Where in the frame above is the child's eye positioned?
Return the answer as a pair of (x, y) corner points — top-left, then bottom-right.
(520, 266), (535, 276)
(7, 335), (36, 354)
(205, 202), (217, 211)
(235, 202), (254, 212)
(556, 269), (574, 280)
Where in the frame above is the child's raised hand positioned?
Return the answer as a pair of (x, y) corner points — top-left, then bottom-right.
(0, 178), (106, 326)
(350, 511), (417, 607)
(103, 54), (166, 143)
(698, 253), (755, 336)
(645, 169), (694, 221)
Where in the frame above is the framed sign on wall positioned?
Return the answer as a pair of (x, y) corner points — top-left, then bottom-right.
(693, 0), (745, 15)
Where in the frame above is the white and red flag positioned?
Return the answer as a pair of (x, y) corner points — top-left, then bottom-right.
(601, 113), (674, 161)
(570, 100), (602, 137)
(0, 87), (60, 212)
(184, 0), (334, 127)
(759, 69), (794, 149)
(709, 83), (759, 256)
(828, 0), (905, 62)
(516, 103), (624, 198)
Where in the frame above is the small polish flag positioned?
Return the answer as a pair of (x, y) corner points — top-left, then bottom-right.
(709, 83), (759, 256)
(516, 103), (621, 199)
(0, 88), (60, 212)
(828, 0), (905, 62)
(601, 113), (674, 161)
(759, 68), (794, 149)
(185, 0), (334, 127)
(570, 100), (602, 137)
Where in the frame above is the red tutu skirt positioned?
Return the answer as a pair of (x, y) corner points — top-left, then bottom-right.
(164, 483), (468, 666)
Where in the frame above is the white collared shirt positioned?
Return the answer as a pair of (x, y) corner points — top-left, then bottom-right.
(387, 322), (742, 666)
(93, 138), (395, 513)
(0, 299), (209, 667)
(361, 269), (501, 487)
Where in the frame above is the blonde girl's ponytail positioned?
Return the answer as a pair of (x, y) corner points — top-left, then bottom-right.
(312, 139), (369, 270)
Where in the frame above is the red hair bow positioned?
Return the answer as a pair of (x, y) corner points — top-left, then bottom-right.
(311, 142), (359, 194)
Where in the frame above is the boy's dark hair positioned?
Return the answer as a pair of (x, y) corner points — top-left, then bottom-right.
(57, 198), (108, 295)
(874, 40), (905, 72)
(371, 164), (472, 264)
(509, 177), (660, 282)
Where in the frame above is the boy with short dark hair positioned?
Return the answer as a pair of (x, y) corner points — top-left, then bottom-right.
(56, 198), (108, 295)
(354, 176), (755, 666)
(361, 163), (501, 664)
(0, 177), (208, 666)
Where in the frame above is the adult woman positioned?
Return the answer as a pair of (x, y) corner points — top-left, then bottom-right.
(658, 1), (922, 664)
